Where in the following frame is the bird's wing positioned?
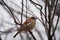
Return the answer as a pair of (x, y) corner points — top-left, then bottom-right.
(23, 19), (31, 26)
(23, 17), (32, 24)
(27, 22), (32, 26)
(23, 21), (31, 27)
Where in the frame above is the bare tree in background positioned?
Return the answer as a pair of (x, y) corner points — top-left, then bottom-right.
(0, 0), (60, 40)
(29, 0), (60, 40)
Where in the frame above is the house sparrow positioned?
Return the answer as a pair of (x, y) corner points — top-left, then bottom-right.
(13, 17), (36, 38)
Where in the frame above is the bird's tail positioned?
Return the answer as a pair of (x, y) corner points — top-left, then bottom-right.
(13, 28), (24, 38)
(13, 32), (19, 38)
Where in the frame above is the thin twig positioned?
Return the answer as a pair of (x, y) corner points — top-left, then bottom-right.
(52, 0), (58, 21)
(29, 0), (42, 10)
(1, 0), (20, 25)
(51, 16), (59, 37)
(29, 31), (36, 40)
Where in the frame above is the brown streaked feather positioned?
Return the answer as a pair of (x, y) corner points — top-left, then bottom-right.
(13, 17), (36, 38)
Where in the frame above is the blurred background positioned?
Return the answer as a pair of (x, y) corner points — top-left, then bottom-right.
(0, 0), (60, 40)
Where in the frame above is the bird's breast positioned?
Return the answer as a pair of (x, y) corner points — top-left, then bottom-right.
(26, 20), (36, 30)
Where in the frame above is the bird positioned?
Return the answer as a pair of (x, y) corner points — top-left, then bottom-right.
(13, 17), (36, 38)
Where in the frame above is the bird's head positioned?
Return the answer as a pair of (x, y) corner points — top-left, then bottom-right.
(31, 17), (36, 19)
